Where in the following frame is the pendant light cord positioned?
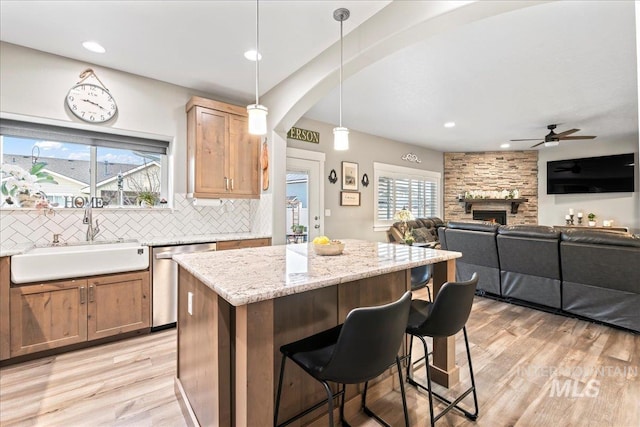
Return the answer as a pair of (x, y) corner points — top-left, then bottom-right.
(339, 17), (343, 127)
(255, 0), (260, 106)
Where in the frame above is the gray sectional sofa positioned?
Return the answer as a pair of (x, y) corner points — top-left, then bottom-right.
(439, 221), (640, 333)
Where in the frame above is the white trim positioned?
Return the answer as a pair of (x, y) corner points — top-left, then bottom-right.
(286, 147), (325, 162)
(373, 162), (442, 230)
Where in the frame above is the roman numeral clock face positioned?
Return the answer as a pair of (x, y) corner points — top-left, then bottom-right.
(66, 83), (118, 123)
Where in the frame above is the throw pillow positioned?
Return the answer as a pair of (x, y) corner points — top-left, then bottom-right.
(412, 228), (435, 243)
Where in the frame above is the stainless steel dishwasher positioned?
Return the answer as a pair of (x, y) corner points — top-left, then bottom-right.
(151, 242), (217, 330)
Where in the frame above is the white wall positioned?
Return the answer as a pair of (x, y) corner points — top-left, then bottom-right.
(287, 117), (443, 242)
(0, 42), (272, 246)
(537, 139), (639, 233)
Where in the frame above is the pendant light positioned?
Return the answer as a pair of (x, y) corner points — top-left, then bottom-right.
(333, 8), (350, 151)
(247, 0), (268, 135)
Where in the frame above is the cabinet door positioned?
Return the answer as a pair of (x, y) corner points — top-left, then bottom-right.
(87, 271), (150, 340)
(10, 280), (88, 357)
(192, 106), (230, 197)
(1, 257), (10, 360)
(228, 114), (260, 198)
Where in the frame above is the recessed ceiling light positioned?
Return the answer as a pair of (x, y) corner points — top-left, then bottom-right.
(500, 143), (510, 148)
(82, 41), (106, 54)
(244, 50), (262, 61)
(444, 122), (456, 128)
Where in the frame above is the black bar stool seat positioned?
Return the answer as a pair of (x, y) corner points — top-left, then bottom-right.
(275, 291), (413, 427)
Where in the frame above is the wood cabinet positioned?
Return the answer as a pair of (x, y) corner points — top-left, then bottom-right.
(8, 271), (150, 358)
(216, 238), (271, 251)
(1, 257), (11, 360)
(10, 279), (88, 357)
(87, 272), (150, 340)
(186, 97), (261, 199)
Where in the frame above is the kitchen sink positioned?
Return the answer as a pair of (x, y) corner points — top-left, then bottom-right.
(11, 240), (149, 284)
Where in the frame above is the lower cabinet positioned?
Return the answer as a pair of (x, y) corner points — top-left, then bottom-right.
(9, 271), (150, 358)
(88, 272), (151, 340)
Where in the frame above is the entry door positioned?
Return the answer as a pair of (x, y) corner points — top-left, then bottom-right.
(286, 153), (323, 243)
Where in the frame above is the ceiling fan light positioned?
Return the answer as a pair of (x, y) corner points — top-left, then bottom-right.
(333, 126), (349, 150)
(247, 104), (268, 135)
(544, 140), (560, 147)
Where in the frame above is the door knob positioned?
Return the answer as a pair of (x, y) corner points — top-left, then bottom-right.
(314, 216), (320, 220)
(314, 224), (320, 229)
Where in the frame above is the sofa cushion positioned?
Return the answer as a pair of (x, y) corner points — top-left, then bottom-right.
(447, 221), (500, 233)
(498, 225), (560, 239)
(412, 228), (436, 243)
(561, 229), (640, 248)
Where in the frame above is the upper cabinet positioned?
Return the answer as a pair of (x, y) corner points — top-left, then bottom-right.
(186, 97), (261, 199)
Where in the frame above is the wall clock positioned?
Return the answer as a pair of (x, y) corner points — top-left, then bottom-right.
(66, 68), (117, 123)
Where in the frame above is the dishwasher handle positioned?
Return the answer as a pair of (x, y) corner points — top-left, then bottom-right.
(154, 246), (217, 260)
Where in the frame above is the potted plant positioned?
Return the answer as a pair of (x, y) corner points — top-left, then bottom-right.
(137, 191), (157, 207)
(588, 213), (596, 227)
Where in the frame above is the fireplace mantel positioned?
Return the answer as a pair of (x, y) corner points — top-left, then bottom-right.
(462, 198), (528, 214)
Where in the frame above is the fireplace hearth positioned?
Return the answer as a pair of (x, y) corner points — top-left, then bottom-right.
(473, 210), (507, 225)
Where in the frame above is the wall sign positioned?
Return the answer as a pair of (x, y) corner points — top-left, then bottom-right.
(287, 127), (320, 144)
(402, 153), (422, 163)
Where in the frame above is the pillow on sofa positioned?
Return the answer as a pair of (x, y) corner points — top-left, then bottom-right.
(413, 228), (435, 243)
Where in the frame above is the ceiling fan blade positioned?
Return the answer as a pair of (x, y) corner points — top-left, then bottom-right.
(553, 128), (580, 138)
(510, 138), (542, 141)
(559, 135), (596, 140)
(530, 141), (545, 148)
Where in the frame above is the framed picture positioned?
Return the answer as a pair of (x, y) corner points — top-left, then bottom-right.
(342, 161), (359, 191)
(340, 191), (361, 206)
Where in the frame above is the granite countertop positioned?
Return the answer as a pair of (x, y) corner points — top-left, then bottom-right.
(173, 239), (462, 306)
(0, 233), (271, 257)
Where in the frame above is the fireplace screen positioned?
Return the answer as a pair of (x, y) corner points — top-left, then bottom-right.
(473, 210), (507, 225)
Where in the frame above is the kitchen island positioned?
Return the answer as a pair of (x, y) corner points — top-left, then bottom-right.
(173, 239), (462, 426)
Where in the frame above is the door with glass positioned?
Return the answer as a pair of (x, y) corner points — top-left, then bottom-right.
(286, 155), (322, 244)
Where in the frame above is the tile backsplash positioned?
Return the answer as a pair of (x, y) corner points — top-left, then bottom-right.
(0, 193), (272, 247)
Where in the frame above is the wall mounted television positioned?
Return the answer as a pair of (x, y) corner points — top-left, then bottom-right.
(547, 153), (635, 194)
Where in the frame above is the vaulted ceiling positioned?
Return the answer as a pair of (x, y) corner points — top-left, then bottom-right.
(1, 1), (637, 152)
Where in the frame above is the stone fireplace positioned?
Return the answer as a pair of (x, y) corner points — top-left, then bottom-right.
(444, 151), (538, 225)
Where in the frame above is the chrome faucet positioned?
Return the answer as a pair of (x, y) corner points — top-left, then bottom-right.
(83, 204), (100, 242)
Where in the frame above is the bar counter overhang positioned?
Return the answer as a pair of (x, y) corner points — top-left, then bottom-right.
(173, 239), (462, 426)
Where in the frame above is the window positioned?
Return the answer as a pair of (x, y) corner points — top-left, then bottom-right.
(0, 118), (170, 208)
(374, 162), (441, 230)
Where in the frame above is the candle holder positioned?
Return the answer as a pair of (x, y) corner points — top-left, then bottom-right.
(570, 214), (574, 225)
(577, 217), (583, 225)
(566, 218), (571, 225)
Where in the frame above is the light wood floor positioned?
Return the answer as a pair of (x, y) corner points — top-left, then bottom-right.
(1, 293), (639, 427)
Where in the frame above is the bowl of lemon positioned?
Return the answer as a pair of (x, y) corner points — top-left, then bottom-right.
(312, 236), (345, 256)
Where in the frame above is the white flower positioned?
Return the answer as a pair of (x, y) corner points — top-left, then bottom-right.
(394, 209), (414, 222)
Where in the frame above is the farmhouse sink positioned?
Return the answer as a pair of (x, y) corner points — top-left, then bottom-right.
(11, 240), (149, 284)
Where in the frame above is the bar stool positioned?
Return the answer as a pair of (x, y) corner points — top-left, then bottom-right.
(405, 273), (479, 426)
(410, 265), (432, 301)
(274, 291), (412, 427)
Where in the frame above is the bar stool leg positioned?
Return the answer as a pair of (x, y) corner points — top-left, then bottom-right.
(321, 381), (335, 427)
(274, 355), (287, 426)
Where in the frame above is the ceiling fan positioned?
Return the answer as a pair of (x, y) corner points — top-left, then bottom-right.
(511, 124), (596, 148)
